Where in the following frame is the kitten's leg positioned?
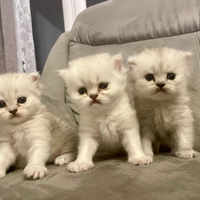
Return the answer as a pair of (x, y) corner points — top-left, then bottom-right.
(0, 143), (16, 178)
(54, 133), (78, 166)
(54, 153), (76, 166)
(68, 133), (99, 173)
(140, 127), (155, 157)
(23, 140), (50, 179)
(174, 124), (198, 159)
(122, 128), (153, 165)
(153, 140), (161, 154)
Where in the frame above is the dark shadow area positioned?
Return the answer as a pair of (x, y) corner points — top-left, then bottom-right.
(30, 0), (64, 31)
(86, 0), (107, 7)
(30, 0), (64, 72)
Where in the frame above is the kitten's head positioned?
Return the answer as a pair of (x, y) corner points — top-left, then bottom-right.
(59, 53), (127, 113)
(128, 48), (192, 100)
(0, 72), (42, 124)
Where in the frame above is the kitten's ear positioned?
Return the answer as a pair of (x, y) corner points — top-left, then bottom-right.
(28, 72), (41, 89)
(28, 72), (40, 83)
(58, 68), (69, 81)
(127, 56), (137, 69)
(112, 54), (123, 72)
(182, 51), (193, 58)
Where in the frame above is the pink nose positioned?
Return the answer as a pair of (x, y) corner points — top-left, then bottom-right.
(90, 95), (98, 100)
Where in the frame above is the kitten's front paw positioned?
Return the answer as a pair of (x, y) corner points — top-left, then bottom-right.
(175, 150), (199, 159)
(23, 165), (48, 180)
(0, 170), (6, 178)
(128, 155), (153, 165)
(67, 161), (94, 173)
(54, 154), (73, 166)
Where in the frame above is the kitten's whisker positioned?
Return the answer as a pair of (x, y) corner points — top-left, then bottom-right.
(75, 102), (88, 112)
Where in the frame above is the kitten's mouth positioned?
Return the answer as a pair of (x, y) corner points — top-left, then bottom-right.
(155, 89), (166, 94)
(90, 100), (101, 106)
(10, 114), (20, 119)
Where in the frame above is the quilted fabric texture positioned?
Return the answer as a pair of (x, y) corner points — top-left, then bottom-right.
(70, 0), (200, 45)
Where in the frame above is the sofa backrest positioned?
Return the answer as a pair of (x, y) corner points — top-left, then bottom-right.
(67, 0), (200, 150)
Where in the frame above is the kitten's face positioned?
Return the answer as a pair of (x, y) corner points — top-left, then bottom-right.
(60, 53), (127, 113)
(128, 48), (191, 100)
(0, 73), (41, 124)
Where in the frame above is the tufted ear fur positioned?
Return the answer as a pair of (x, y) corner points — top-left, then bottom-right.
(27, 72), (42, 89)
(181, 51), (193, 60)
(127, 56), (138, 70)
(59, 68), (70, 82)
(112, 54), (123, 72)
(28, 72), (40, 83)
(112, 54), (128, 74)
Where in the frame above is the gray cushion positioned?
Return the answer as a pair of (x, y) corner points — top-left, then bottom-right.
(41, 32), (70, 102)
(70, 0), (200, 45)
(1, 154), (200, 200)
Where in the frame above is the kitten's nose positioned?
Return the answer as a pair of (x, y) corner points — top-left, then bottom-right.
(9, 109), (18, 115)
(156, 84), (165, 89)
(90, 94), (98, 100)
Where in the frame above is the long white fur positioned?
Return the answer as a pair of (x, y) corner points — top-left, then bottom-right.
(0, 73), (78, 179)
(60, 53), (153, 173)
(128, 47), (198, 159)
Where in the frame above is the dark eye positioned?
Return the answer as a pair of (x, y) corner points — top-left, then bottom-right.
(0, 101), (6, 108)
(99, 83), (108, 89)
(167, 73), (176, 80)
(145, 74), (155, 81)
(78, 87), (87, 95)
(17, 97), (27, 104)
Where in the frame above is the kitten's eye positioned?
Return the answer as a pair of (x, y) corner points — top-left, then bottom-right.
(78, 87), (87, 95)
(17, 97), (27, 104)
(145, 74), (155, 81)
(167, 73), (176, 80)
(99, 82), (108, 89)
(0, 101), (6, 108)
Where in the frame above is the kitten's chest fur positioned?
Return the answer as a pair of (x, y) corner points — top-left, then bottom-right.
(81, 95), (136, 152)
(97, 115), (120, 144)
(138, 99), (176, 133)
(7, 123), (32, 157)
(2, 111), (50, 158)
(153, 105), (173, 132)
(95, 115), (123, 152)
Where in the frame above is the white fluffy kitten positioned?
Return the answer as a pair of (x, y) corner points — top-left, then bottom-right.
(0, 73), (78, 179)
(128, 47), (198, 159)
(60, 53), (152, 173)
